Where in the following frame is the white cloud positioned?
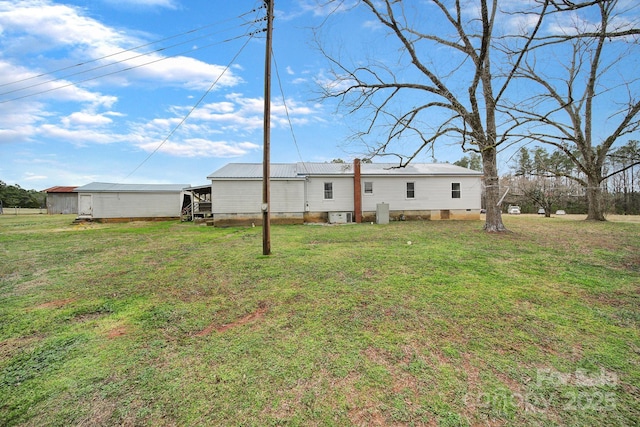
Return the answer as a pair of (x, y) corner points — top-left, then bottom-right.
(201, 101), (235, 114)
(39, 124), (122, 145)
(102, 0), (178, 9)
(285, 0), (358, 20)
(314, 70), (357, 96)
(0, 94), (47, 143)
(0, 128), (33, 144)
(362, 20), (383, 31)
(61, 112), (114, 128)
(181, 92), (325, 133)
(13, 156), (101, 187)
(545, 8), (639, 38)
(125, 54), (242, 90)
(23, 172), (48, 181)
(137, 138), (260, 158)
(0, 60), (118, 107)
(0, 1), (242, 91)
(504, 13), (541, 34)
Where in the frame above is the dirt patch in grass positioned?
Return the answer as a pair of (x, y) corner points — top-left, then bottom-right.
(74, 393), (149, 427)
(0, 335), (42, 359)
(196, 305), (268, 336)
(459, 353), (482, 419)
(623, 254), (640, 272)
(363, 346), (420, 394)
(106, 326), (128, 339)
(74, 312), (108, 323)
(34, 298), (75, 309)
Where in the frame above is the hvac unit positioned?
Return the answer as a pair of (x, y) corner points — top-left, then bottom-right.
(328, 212), (350, 224)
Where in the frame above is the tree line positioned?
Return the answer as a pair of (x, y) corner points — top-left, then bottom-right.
(0, 181), (46, 209)
(501, 141), (640, 216)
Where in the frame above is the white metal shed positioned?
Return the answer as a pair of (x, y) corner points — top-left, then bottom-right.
(74, 182), (189, 222)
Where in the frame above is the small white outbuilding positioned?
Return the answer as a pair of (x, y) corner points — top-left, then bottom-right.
(74, 182), (189, 222)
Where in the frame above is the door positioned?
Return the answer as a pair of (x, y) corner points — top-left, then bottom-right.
(78, 194), (92, 217)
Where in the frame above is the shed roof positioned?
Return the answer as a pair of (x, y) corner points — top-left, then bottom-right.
(183, 184), (212, 197)
(74, 182), (189, 193)
(43, 186), (77, 193)
(208, 162), (482, 179)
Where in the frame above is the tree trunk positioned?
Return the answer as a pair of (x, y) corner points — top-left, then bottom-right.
(585, 175), (606, 221)
(482, 148), (508, 232)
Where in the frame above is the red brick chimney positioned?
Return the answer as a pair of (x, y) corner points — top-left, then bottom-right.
(353, 158), (362, 223)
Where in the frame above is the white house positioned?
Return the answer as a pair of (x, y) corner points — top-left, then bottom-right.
(74, 182), (189, 222)
(207, 160), (482, 226)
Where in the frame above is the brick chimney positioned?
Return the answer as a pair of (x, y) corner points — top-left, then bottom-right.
(353, 158), (362, 223)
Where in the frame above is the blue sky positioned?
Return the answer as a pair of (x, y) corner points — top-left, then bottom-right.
(0, 0), (638, 190)
(0, 0), (364, 189)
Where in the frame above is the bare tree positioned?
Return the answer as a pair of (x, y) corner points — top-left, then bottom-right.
(315, 0), (555, 232)
(525, 176), (571, 216)
(509, 146), (581, 215)
(504, 0), (640, 220)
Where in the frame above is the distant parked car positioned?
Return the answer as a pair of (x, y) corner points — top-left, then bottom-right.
(508, 205), (521, 215)
(555, 210), (566, 215)
(538, 208), (545, 215)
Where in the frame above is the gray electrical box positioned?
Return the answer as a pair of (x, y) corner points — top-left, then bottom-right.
(376, 203), (389, 224)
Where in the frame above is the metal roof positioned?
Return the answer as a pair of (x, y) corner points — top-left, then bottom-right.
(207, 163), (302, 179)
(74, 182), (190, 193)
(208, 162), (482, 179)
(360, 163), (483, 176)
(296, 162), (354, 175)
(183, 184), (211, 191)
(43, 186), (78, 193)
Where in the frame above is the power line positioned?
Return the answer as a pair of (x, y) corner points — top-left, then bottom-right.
(0, 6), (267, 103)
(0, 28), (247, 98)
(123, 32), (259, 180)
(272, 49), (308, 173)
(0, 32), (258, 104)
(0, 5), (265, 90)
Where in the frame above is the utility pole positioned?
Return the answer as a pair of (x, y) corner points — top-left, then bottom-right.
(262, 0), (273, 256)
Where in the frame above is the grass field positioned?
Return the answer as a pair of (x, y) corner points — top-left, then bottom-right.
(1, 214), (638, 426)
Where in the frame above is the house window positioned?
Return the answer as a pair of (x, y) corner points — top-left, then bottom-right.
(406, 182), (415, 199)
(324, 182), (333, 200)
(452, 183), (461, 198)
(364, 181), (373, 195)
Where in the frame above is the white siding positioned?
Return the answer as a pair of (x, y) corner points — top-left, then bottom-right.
(212, 179), (304, 214)
(213, 181), (261, 214)
(88, 192), (181, 218)
(361, 176), (481, 211)
(306, 176), (353, 212)
(272, 180), (305, 212)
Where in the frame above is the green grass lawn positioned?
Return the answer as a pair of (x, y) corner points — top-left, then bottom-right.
(1, 214), (638, 426)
